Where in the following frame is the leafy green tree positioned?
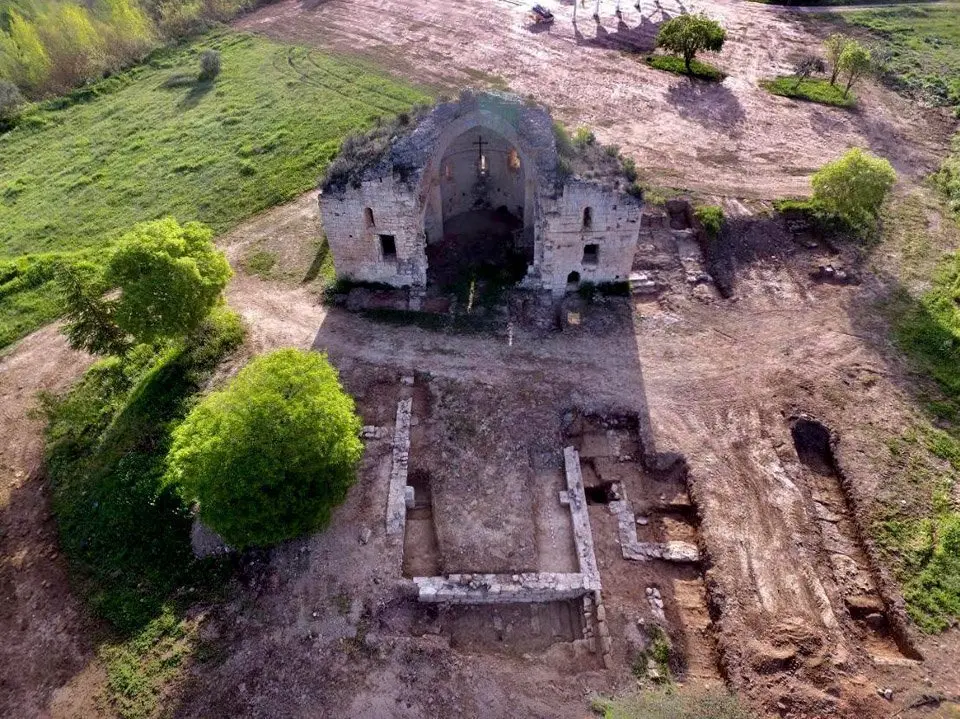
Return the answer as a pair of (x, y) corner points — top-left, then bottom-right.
(165, 349), (364, 549)
(57, 261), (131, 356)
(838, 41), (872, 98)
(811, 148), (896, 232)
(824, 32), (851, 86)
(107, 218), (232, 344)
(655, 14), (726, 75)
(100, 0), (155, 68)
(0, 11), (50, 91)
(39, 3), (105, 91)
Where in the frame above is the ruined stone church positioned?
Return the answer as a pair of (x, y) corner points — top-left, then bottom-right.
(319, 91), (643, 295)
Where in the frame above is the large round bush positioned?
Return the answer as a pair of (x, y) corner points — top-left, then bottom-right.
(107, 217), (232, 343)
(165, 349), (363, 548)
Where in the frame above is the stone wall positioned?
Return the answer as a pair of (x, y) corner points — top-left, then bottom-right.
(414, 572), (588, 603)
(386, 397), (412, 536)
(439, 128), (526, 220)
(538, 181), (643, 292)
(319, 177), (426, 287)
(319, 92), (642, 293)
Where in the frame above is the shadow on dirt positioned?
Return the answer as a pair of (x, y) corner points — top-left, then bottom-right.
(665, 79), (746, 137)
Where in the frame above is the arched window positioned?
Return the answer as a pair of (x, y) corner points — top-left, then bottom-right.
(478, 153), (488, 177)
(582, 207), (593, 229)
(444, 164), (452, 181)
(508, 148), (521, 172)
(364, 207), (375, 228)
(567, 271), (581, 285)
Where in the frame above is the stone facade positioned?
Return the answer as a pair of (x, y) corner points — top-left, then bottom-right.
(319, 91), (643, 294)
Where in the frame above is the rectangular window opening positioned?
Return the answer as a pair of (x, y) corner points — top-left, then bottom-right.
(583, 243), (599, 266)
(379, 234), (397, 261)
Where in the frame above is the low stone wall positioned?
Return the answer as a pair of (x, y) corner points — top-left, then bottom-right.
(609, 498), (700, 563)
(414, 572), (588, 604)
(562, 446), (602, 591)
(386, 397), (412, 536)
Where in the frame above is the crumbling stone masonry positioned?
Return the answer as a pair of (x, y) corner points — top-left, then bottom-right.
(386, 397), (412, 536)
(320, 91), (644, 294)
(409, 446), (602, 606)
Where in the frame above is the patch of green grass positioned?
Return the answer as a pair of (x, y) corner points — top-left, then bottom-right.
(761, 76), (857, 108)
(100, 607), (202, 719)
(590, 687), (752, 719)
(645, 55), (725, 82)
(937, 135), (960, 221)
(0, 30), (429, 348)
(241, 249), (277, 279)
(840, 4), (960, 111)
(875, 248), (960, 632)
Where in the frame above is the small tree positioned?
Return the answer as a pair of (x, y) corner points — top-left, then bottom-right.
(198, 49), (220, 82)
(824, 32), (851, 86)
(0, 79), (24, 123)
(811, 148), (896, 232)
(655, 14), (726, 75)
(165, 349), (364, 549)
(106, 217), (232, 344)
(792, 55), (826, 90)
(57, 261), (130, 356)
(838, 41), (871, 98)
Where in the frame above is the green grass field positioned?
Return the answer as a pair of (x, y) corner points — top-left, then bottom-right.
(840, 4), (960, 111)
(0, 30), (429, 348)
(762, 76), (857, 108)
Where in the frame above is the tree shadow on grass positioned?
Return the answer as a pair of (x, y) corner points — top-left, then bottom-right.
(665, 78), (746, 137)
(178, 79), (216, 111)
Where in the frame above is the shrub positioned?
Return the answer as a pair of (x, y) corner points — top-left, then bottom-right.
(695, 205), (724, 239)
(811, 148), (896, 233)
(106, 217), (232, 344)
(655, 14), (726, 75)
(165, 349), (364, 549)
(198, 49), (220, 81)
(574, 126), (596, 148)
(0, 79), (25, 123)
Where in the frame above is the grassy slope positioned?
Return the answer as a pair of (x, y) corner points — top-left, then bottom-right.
(0, 30), (429, 347)
(43, 308), (245, 717)
(840, 4), (960, 111)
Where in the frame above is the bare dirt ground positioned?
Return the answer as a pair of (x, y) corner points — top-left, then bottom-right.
(167, 197), (960, 718)
(0, 327), (102, 719)
(5, 190), (960, 717)
(3, 1), (960, 713)
(234, 0), (956, 197)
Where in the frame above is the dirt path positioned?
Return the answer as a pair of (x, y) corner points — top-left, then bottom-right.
(0, 327), (103, 719)
(234, 0), (955, 198)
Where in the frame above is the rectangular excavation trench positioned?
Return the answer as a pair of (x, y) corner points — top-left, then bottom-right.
(789, 416), (920, 663)
(564, 410), (723, 682)
(387, 375), (602, 659)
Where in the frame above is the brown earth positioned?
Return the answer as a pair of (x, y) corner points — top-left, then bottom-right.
(5, 190), (960, 717)
(234, 0), (957, 197)
(0, 327), (102, 719)
(3, 0), (960, 714)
